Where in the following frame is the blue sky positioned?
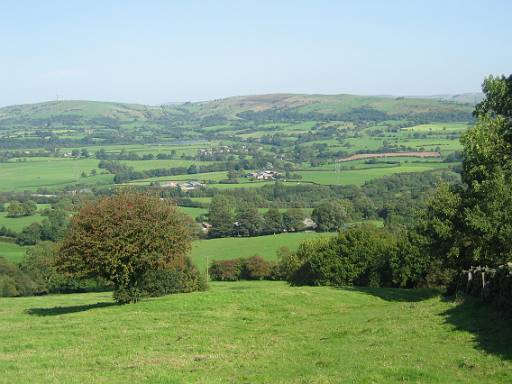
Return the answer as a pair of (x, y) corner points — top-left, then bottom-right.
(0, 0), (511, 106)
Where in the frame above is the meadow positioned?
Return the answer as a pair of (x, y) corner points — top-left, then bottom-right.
(0, 281), (510, 383)
(190, 231), (332, 272)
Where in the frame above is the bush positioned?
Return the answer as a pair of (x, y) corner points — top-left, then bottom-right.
(242, 255), (272, 280)
(141, 257), (207, 297)
(280, 225), (435, 289)
(209, 259), (243, 281)
(209, 256), (275, 281)
(0, 256), (40, 297)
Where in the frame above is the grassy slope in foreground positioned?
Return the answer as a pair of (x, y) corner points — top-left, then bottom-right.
(0, 281), (510, 383)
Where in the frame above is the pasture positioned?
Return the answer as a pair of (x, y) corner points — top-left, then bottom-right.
(0, 281), (510, 383)
(190, 232), (332, 272)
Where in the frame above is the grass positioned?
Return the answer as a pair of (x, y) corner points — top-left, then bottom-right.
(0, 211), (46, 232)
(0, 240), (27, 262)
(190, 232), (332, 272)
(0, 158), (106, 191)
(0, 281), (510, 383)
(296, 163), (452, 185)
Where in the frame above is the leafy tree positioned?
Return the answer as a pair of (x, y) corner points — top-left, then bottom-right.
(282, 208), (305, 232)
(235, 206), (264, 236)
(40, 209), (68, 241)
(16, 223), (42, 245)
(57, 192), (196, 303)
(311, 200), (352, 231)
(208, 195), (234, 237)
(263, 208), (283, 234)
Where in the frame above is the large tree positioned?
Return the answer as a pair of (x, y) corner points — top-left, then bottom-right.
(58, 192), (196, 303)
(420, 74), (512, 269)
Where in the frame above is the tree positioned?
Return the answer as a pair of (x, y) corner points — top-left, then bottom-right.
(263, 208), (283, 234)
(282, 208), (305, 232)
(40, 209), (68, 241)
(208, 195), (234, 237)
(57, 192), (196, 303)
(235, 206), (264, 236)
(7, 201), (25, 217)
(16, 223), (42, 245)
(311, 200), (352, 232)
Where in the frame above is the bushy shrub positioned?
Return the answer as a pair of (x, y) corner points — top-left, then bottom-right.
(209, 259), (243, 281)
(209, 256), (275, 281)
(141, 257), (207, 297)
(279, 225), (435, 289)
(242, 255), (271, 280)
(0, 256), (40, 297)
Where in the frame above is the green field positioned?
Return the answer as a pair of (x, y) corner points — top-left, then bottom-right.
(0, 158), (112, 192)
(0, 281), (509, 383)
(190, 232), (333, 272)
(0, 240), (28, 262)
(296, 163), (452, 185)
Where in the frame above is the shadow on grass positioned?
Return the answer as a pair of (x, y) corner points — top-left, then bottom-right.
(442, 297), (512, 361)
(26, 302), (117, 316)
(342, 286), (441, 302)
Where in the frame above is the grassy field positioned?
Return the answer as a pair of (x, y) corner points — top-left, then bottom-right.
(296, 163), (452, 186)
(190, 232), (332, 272)
(0, 281), (510, 383)
(0, 158), (112, 192)
(0, 240), (28, 262)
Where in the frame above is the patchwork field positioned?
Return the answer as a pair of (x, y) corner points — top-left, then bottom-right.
(0, 281), (509, 383)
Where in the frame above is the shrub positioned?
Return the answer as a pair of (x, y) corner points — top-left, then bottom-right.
(242, 255), (272, 280)
(141, 257), (207, 297)
(209, 256), (274, 281)
(0, 256), (40, 297)
(209, 259), (243, 281)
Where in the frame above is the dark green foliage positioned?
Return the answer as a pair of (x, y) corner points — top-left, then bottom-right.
(16, 222), (42, 245)
(311, 200), (352, 231)
(282, 208), (306, 231)
(235, 206), (264, 236)
(208, 195), (234, 238)
(281, 225), (435, 289)
(139, 258), (207, 297)
(263, 208), (283, 234)
(40, 209), (69, 241)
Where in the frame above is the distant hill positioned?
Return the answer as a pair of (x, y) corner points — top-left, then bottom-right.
(0, 93), (475, 132)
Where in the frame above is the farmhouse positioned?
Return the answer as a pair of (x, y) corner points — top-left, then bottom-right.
(247, 170), (282, 180)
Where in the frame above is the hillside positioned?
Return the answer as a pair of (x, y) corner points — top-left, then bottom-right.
(0, 93), (475, 129)
(1, 281), (510, 383)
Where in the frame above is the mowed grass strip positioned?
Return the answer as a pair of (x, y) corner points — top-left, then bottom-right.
(0, 281), (510, 383)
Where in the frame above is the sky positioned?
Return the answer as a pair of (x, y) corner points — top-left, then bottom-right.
(0, 0), (511, 107)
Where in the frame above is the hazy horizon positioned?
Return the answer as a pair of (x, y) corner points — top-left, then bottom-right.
(1, 0), (510, 107)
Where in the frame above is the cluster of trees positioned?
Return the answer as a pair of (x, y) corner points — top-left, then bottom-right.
(5, 200), (37, 217)
(269, 75), (512, 310)
(95, 148), (177, 161)
(207, 195), (307, 238)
